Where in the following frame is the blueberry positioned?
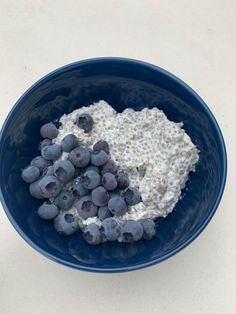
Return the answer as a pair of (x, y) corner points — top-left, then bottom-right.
(93, 140), (109, 154)
(81, 170), (100, 190)
(123, 187), (141, 205)
(76, 113), (93, 133)
(39, 138), (52, 150)
(30, 156), (52, 173)
(74, 167), (84, 178)
(100, 159), (118, 175)
(101, 218), (120, 241)
(72, 178), (88, 197)
(90, 150), (108, 166)
(54, 160), (75, 183)
(69, 147), (90, 168)
(91, 186), (109, 207)
(61, 134), (79, 152)
(108, 196), (127, 216)
(121, 220), (143, 242)
(38, 202), (59, 219)
(140, 219), (156, 240)
(40, 122), (59, 139)
(29, 180), (44, 199)
(75, 196), (98, 219)
(86, 165), (100, 173)
(54, 212), (78, 236)
(98, 206), (112, 221)
(38, 175), (62, 198)
(54, 190), (75, 210)
(101, 173), (117, 191)
(109, 190), (121, 198)
(45, 165), (54, 176)
(116, 171), (130, 189)
(21, 166), (40, 183)
(83, 223), (101, 245)
(41, 144), (62, 161)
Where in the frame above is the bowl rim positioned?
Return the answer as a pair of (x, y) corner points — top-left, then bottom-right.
(0, 57), (227, 273)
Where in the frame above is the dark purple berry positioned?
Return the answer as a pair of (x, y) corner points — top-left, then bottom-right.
(68, 147), (90, 168)
(123, 187), (141, 205)
(54, 190), (75, 210)
(100, 159), (118, 175)
(121, 220), (143, 242)
(91, 186), (109, 207)
(108, 196), (127, 216)
(93, 140), (109, 154)
(116, 172), (130, 189)
(98, 206), (112, 220)
(75, 196), (98, 219)
(81, 170), (100, 190)
(45, 165), (55, 176)
(30, 156), (52, 173)
(72, 177), (88, 197)
(38, 202), (59, 219)
(29, 180), (44, 199)
(140, 219), (156, 240)
(74, 167), (84, 178)
(41, 144), (62, 161)
(38, 175), (62, 198)
(40, 122), (59, 139)
(76, 113), (93, 133)
(39, 138), (52, 150)
(83, 224), (101, 245)
(101, 218), (120, 241)
(102, 173), (117, 191)
(54, 212), (78, 236)
(54, 160), (75, 183)
(90, 150), (108, 166)
(86, 165), (99, 173)
(61, 134), (79, 152)
(21, 166), (40, 183)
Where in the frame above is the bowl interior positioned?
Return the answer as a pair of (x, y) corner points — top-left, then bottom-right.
(0, 59), (226, 272)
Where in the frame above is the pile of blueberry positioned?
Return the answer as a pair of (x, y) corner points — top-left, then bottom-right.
(21, 113), (156, 245)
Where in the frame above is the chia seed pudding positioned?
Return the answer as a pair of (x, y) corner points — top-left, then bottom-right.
(22, 100), (199, 244)
(54, 100), (199, 225)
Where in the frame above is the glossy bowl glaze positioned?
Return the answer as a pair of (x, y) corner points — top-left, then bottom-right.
(0, 58), (227, 272)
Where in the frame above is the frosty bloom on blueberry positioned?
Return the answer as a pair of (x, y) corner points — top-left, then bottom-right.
(101, 218), (120, 241)
(81, 170), (101, 190)
(83, 223), (101, 245)
(98, 206), (112, 221)
(100, 159), (118, 175)
(21, 166), (40, 183)
(54, 212), (78, 236)
(93, 140), (110, 154)
(40, 122), (59, 139)
(72, 177), (88, 197)
(75, 196), (98, 219)
(91, 186), (109, 207)
(101, 173), (117, 191)
(61, 133), (79, 152)
(54, 159), (75, 183)
(38, 202), (59, 220)
(68, 146), (90, 168)
(54, 190), (75, 210)
(90, 150), (108, 166)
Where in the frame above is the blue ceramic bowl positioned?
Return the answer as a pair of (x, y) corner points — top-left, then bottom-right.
(0, 58), (227, 273)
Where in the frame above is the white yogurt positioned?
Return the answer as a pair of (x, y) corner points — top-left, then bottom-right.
(54, 100), (199, 225)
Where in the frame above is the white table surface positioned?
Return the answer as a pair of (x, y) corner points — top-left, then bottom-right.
(0, 1), (235, 313)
